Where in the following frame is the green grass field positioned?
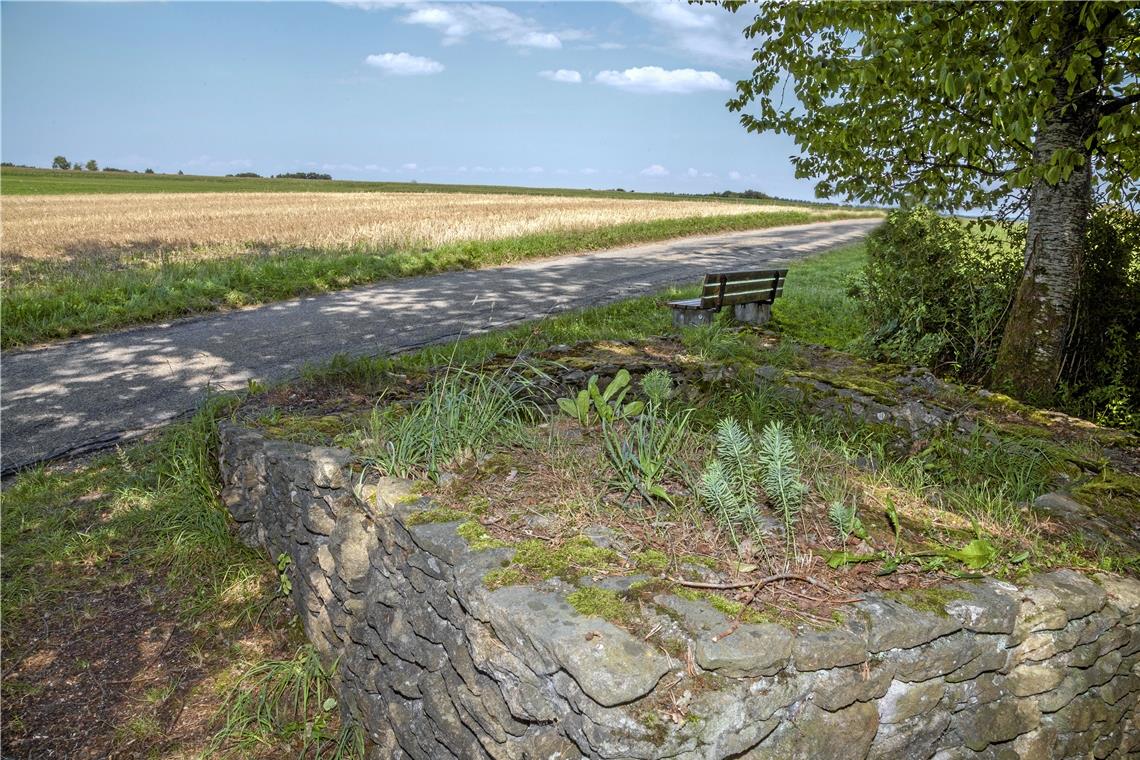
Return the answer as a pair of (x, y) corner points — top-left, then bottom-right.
(0, 166), (833, 205)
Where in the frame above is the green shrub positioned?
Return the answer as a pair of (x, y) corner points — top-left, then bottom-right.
(1059, 206), (1140, 429)
(848, 205), (1021, 381)
(852, 205), (1139, 428)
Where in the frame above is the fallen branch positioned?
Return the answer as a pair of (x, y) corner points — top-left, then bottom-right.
(667, 573), (846, 642)
(668, 573), (831, 593)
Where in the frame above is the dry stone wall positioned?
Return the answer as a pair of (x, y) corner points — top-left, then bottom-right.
(218, 422), (1140, 759)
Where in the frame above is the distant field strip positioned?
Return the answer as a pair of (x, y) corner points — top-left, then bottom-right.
(3, 192), (846, 263)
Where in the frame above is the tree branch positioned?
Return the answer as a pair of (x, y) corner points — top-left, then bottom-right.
(1101, 92), (1140, 117)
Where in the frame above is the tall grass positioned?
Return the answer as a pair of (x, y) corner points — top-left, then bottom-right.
(208, 645), (364, 759)
(362, 367), (537, 480)
(771, 243), (868, 349)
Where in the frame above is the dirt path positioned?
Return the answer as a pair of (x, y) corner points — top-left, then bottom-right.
(1, 218), (879, 473)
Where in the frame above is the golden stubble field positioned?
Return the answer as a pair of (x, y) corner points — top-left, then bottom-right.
(1, 191), (842, 265)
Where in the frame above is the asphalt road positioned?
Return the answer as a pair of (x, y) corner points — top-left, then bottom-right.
(1, 218), (880, 473)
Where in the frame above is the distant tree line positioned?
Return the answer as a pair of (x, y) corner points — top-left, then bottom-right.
(716, 189), (771, 199)
(224, 171), (333, 180)
(47, 156), (157, 174)
(274, 172), (333, 180)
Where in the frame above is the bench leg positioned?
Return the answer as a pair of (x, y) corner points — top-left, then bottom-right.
(732, 302), (772, 325)
(672, 307), (718, 327)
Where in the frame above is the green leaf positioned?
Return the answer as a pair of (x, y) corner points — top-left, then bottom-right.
(322, 697), (338, 711)
(1010, 550), (1030, 564)
(557, 397), (579, 418)
(948, 538), (998, 570)
(603, 369), (631, 402)
(885, 498), (901, 540)
(876, 556), (902, 575)
(825, 550), (879, 569)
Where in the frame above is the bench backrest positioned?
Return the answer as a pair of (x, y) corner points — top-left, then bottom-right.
(698, 269), (787, 310)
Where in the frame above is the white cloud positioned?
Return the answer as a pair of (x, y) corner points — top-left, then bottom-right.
(595, 66), (731, 94)
(580, 168), (598, 175)
(640, 164), (669, 177)
(728, 170), (742, 181)
(686, 167), (699, 177)
(539, 69), (582, 84)
(365, 52), (444, 76)
(402, 162), (418, 171)
(526, 165), (545, 173)
(402, 3), (575, 49)
(627, 3), (754, 66)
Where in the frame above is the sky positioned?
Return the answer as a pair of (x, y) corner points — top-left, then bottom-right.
(1, 1), (821, 199)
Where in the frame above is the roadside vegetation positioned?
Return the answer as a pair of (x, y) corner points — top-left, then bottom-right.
(5, 241), (1135, 756)
(1, 185), (876, 347)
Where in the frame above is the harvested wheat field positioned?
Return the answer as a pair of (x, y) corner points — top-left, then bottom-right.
(2, 191), (850, 264)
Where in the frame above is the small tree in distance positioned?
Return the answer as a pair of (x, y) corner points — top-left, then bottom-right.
(85, 159), (98, 172)
(51, 156), (71, 170)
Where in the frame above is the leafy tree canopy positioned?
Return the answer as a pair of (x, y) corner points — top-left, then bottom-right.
(725, 1), (1139, 214)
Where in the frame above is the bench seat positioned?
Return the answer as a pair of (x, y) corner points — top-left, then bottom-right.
(667, 268), (787, 327)
(668, 298), (705, 310)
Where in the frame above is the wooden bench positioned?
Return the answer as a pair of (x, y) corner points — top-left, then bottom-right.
(667, 268), (787, 327)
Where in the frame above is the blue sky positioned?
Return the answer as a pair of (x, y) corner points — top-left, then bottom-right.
(1, 1), (819, 198)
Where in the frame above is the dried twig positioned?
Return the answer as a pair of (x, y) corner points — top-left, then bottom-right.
(672, 573), (841, 642)
(668, 572), (830, 593)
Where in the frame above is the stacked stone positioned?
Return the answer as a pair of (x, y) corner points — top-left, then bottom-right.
(218, 423), (1140, 760)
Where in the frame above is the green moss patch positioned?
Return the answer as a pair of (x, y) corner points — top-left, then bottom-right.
(1071, 470), (1140, 520)
(883, 588), (970, 617)
(632, 549), (670, 573)
(672, 587), (773, 625)
(566, 587), (637, 625)
(456, 521), (508, 551)
(509, 536), (621, 580)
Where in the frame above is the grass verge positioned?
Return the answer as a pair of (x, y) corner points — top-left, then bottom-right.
(3, 208), (872, 348)
(770, 243), (867, 349)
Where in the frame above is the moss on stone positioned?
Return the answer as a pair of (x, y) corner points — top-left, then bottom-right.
(509, 535), (620, 581)
(566, 587), (636, 624)
(483, 567), (526, 590)
(1071, 469), (1140, 521)
(632, 549), (670, 573)
(456, 520), (508, 551)
(673, 586), (772, 624)
(679, 554), (718, 569)
(254, 412), (352, 446)
(794, 367), (901, 405)
(883, 587), (970, 617)
(404, 507), (467, 526)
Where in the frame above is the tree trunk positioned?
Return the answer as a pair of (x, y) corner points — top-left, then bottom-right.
(991, 15), (1098, 405)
